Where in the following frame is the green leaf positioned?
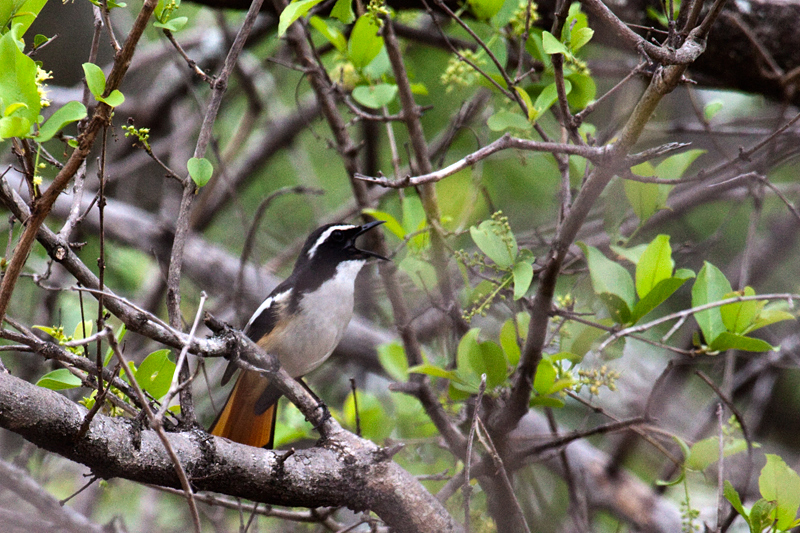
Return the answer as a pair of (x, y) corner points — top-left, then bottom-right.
(624, 179), (662, 223)
(478, 340), (507, 388)
(343, 390), (390, 440)
(487, 109), (531, 131)
(377, 342), (408, 382)
(532, 80), (571, 120)
(348, 15), (383, 71)
(72, 320), (93, 341)
(746, 306), (795, 334)
(187, 156), (213, 187)
(362, 209), (404, 240)
(578, 242), (636, 316)
(470, 219), (517, 268)
(398, 255), (437, 291)
(630, 273), (693, 324)
(0, 115), (30, 139)
(37, 101), (87, 142)
(153, 16), (188, 32)
(97, 89), (124, 107)
(514, 86), (535, 120)
(309, 16), (347, 53)
(708, 332), (777, 353)
(135, 349), (176, 399)
(565, 71), (595, 111)
(533, 358), (556, 395)
(330, 0), (354, 23)
(512, 260), (533, 300)
(721, 286), (758, 334)
(598, 293), (632, 324)
(529, 396), (565, 408)
(686, 435), (749, 471)
(610, 243), (649, 265)
(82, 62), (106, 99)
(704, 100), (724, 121)
(457, 328), (482, 376)
(467, 0), (505, 20)
(104, 324), (127, 366)
(36, 368), (82, 390)
(541, 30), (568, 55)
(500, 315), (527, 367)
(759, 455), (800, 531)
(8, 0), (48, 37)
(351, 83), (398, 109)
(724, 480), (748, 520)
(635, 234), (674, 299)
(278, 0), (325, 37)
(570, 26), (594, 51)
(749, 499), (777, 533)
(408, 362), (464, 383)
(654, 148), (706, 180)
(692, 262), (732, 344)
(0, 29), (41, 138)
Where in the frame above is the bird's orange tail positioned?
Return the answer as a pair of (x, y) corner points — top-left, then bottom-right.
(209, 370), (277, 449)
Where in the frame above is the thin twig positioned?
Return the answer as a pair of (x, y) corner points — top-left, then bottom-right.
(598, 293), (798, 352)
(104, 327), (202, 533)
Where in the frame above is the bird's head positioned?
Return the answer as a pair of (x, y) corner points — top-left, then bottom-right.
(297, 220), (388, 269)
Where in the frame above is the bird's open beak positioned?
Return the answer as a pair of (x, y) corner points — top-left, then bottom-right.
(352, 220), (389, 261)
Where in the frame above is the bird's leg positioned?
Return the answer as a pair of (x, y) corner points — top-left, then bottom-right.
(297, 378), (331, 429)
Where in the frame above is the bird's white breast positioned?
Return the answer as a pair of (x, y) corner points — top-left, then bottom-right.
(272, 259), (365, 377)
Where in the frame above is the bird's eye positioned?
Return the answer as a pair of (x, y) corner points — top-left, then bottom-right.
(331, 230), (344, 241)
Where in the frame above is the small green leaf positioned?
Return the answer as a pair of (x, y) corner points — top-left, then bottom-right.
(362, 209), (404, 239)
(37, 368), (82, 390)
(487, 109), (531, 131)
(135, 349), (176, 399)
(309, 16), (347, 53)
(278, 0), (325, 36)
(635, 234), (674, 299)
(72, 320), (93, 341)
(410, 82), (428, 95)
(610, 243), (649, 265)
(692, 262), (732, 344)
(630, 274), (693, 324)
(82, 62), (106, 98)
(532, 80), (571, 120)
(654, 149), (706, 180)
(541, 31), (568, 55)
(8, 0), (48, 37)
(724, 480), (748, 520)
(533, 358), (556, 395)
(749, 499), (777, 533)
(708, 332), (777, 353)
(514, 86), (535, 120)
(686, 435), (749, 471)
(759, 456), (800, 531)
(512, 260), (533, 300)
(351, 83), (398, 109)
(470, 220), (517, 268)
(348, 14), (384, 70)
(408, 362), (462, 382)
(330, 0), (355, 23)
(565, 71), (596, 111)
(746, 306), (795, 334)
(187, 156), (213, 187)
(704, 100), (724, 121)
(500, 315), (526, 367)
(570, 26), (594, 51)
(578, 242), (636, 314)
(377, 342), (408, 382)
(467, 0), (505, 20)
(98, 89), (124, 108)
(720, 286), (759, 335)
(37, 101), (87, 142)
(399, 255), (437, 291)
(529, 396), (565, 408)
(153, 16), (188, 32)
(0, 116), (31, 139)
(624, 179), (662, 223)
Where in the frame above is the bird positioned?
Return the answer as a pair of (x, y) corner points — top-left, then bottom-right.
(209, 220), (387, 449)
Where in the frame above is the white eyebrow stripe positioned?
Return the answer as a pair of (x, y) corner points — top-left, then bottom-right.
(245, 289), (290, 330)
(306, 225), (355, 259)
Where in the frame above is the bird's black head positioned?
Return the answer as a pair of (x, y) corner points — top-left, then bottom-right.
(296, 220), (387, 269)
